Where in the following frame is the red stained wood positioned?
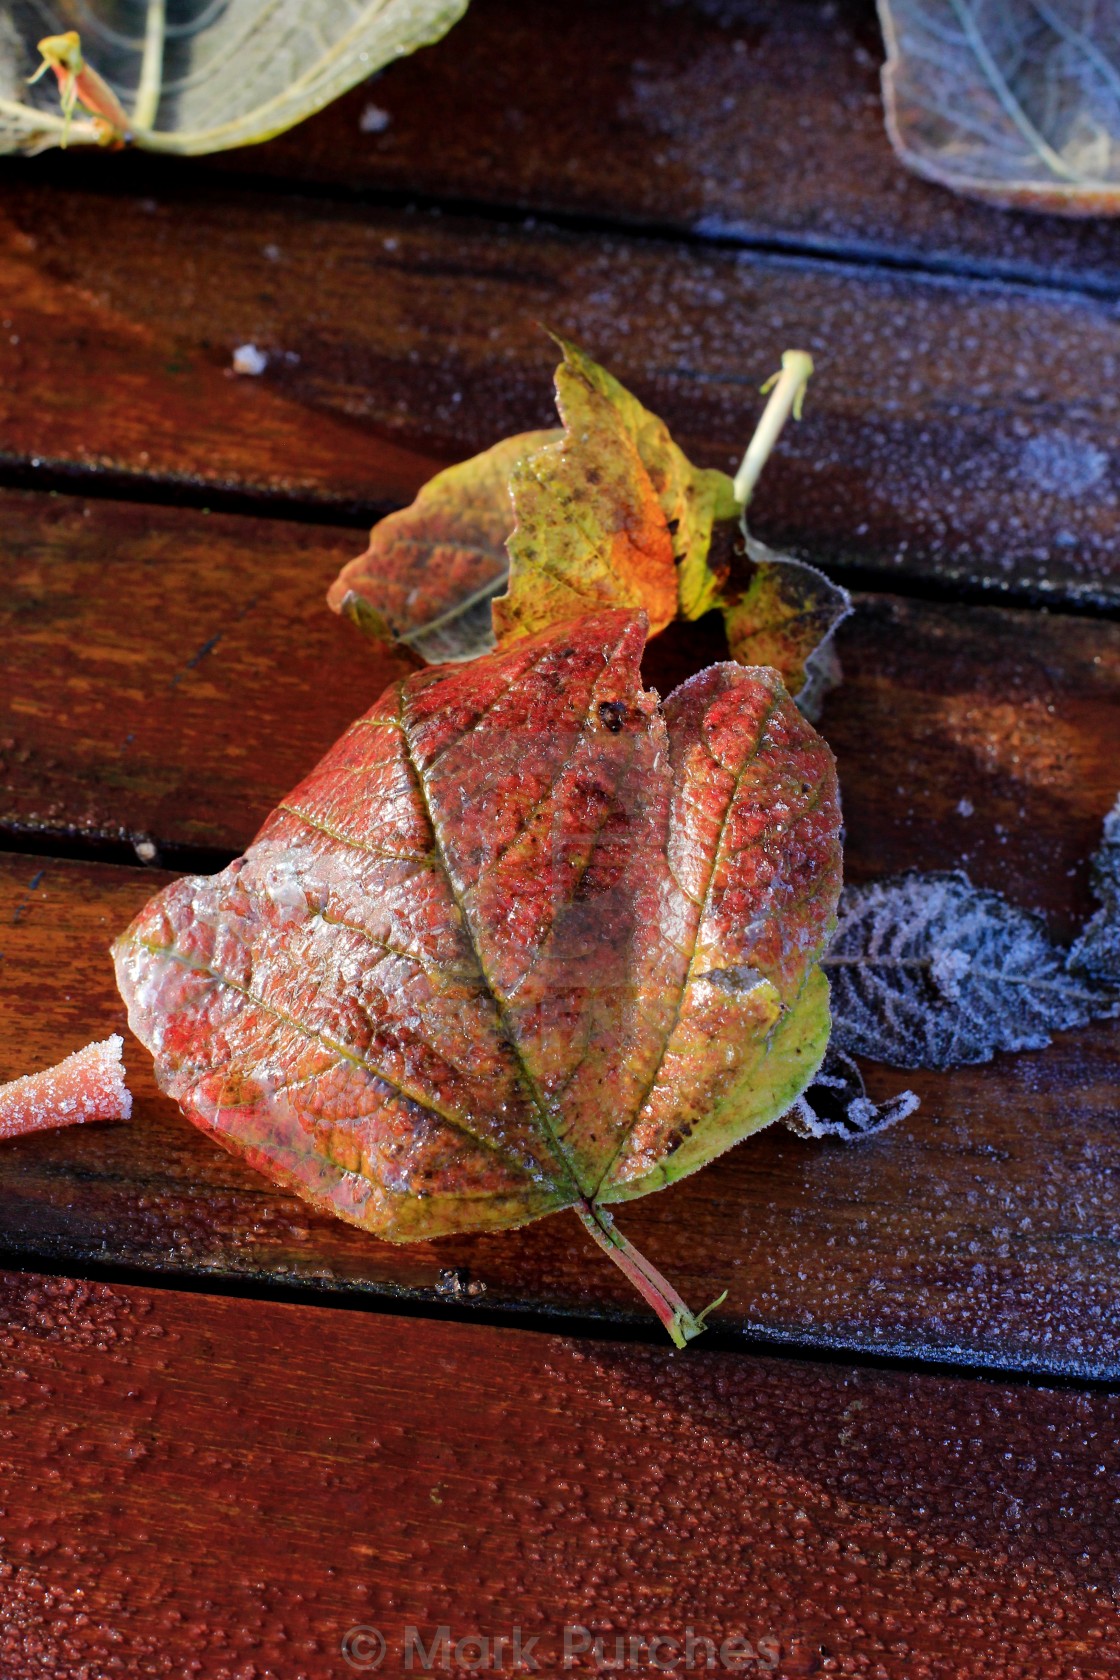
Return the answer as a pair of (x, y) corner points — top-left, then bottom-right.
(0, 492), (407, 853)
(1, 185), (1119, 604)
(0, 1269), (1118, 1680)
(2, 846), (1118, 1378)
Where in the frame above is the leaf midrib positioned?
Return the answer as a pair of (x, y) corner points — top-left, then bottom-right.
(397, 686), (586, 1206)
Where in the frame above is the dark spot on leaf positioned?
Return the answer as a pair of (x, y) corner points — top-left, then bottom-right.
(701, 964), (764, 993)
(598, 700), (627, 733)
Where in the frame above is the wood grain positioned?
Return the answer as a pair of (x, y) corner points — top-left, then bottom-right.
(2, 845), (1118, 1378)
(2, 183), (1120, 604)
(0, 492), (407, 854)
(0, 1269), (1118, 1680)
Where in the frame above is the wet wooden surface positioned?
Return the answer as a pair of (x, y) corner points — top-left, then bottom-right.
(2, 1268), (1119, 1680)
(2, 1270), (1120, 1680)
(2, 1), (1119, 1672)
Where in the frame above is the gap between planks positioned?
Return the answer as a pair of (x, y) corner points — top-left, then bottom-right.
(15, 148), (1120, 309)
(5, 1239), (1120, 1397)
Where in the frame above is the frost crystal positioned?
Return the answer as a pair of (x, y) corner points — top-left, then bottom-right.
(232, 343), (268, 376)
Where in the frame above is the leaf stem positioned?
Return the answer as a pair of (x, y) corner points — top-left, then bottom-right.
(575, 1202), (726, 1349)
(132, 0), (166, 131)
(732, 349), (814, 509)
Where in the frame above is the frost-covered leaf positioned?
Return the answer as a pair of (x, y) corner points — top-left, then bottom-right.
(0, 0), (467, 155)
(1068, 792), (1120, 983)
(327, 430), (558, 665)
(330, 337), (847, 708)
(541, 336), (742, 624)
(824, 870), (1118, 1070)
(877, 0), (1120, 213)
(783, 1046), (919, 1141)
(0, 1035), (132, 1139)
(114, 610), (842, 1344)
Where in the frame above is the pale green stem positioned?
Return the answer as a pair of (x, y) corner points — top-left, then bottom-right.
(732, 348), (814, 510)
(131, 0), (166, 131)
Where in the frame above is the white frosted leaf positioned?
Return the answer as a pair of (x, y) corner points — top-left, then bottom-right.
(0, 0), (467, 155)
(824, 870), (1118, 1070)
(877, 0), (1120, 213)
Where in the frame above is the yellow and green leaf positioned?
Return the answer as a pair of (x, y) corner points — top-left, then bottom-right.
(330, 336), (850, 707)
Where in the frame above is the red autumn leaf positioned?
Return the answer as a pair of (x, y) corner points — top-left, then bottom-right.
(114, 612), (841, 1343)
(0, 1034), (132, 1140)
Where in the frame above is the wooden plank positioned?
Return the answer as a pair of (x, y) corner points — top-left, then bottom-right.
(2, 186), (1119, 605)
(0, 493), (407, 854)
(0, 1269), (1118, 1680)
(3, 843), (1118, 1377)
(201, 0), (1120, 297)
(4, 488), (1118, 912)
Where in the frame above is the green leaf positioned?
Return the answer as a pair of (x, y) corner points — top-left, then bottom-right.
(114, 611), (841, 1342)
(492, 343), (681, 644)
(543, 335), (742, 623)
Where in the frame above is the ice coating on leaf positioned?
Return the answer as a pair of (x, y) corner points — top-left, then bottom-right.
(0, 1035), (132, 1140)
(1068, 793), (1120, 984)
(877, 0), (1120, 214)
(114, 612), (841, 1245)
(783, 1046), (918, 1141)
(327, 430), (559, 664)
(824, 871), (1118, 1070)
